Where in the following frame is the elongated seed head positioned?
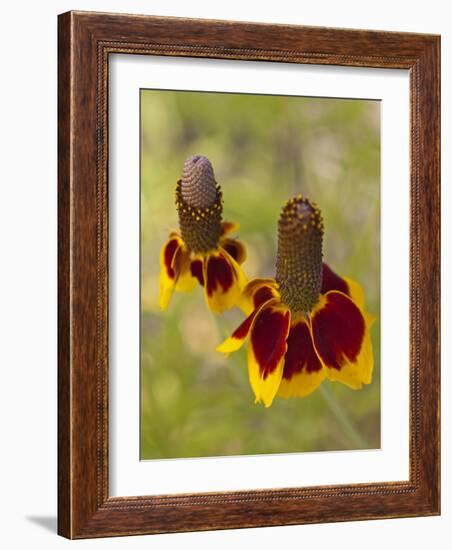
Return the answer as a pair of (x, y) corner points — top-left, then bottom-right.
(275, 196), (324, 313)
(176, 155), (223, 253)
(181, 155), (218, 208)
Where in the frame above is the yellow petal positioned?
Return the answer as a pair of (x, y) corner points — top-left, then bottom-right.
(237, 278), (280, 315)
(324, 325), (374, 389)
(311, 291), (375, 390)
(174, 248), (197, 293)
(248, 346), (286, 407)
(216, 299), (277, 355)
(277, 317), (327, 398)
(158, 235), (182, 310)
(321, 264), (367, 310)
(204, 249), (247, 313)
(220, 220), (240, 237)
(343, 276), (366, 309)
(278, 369), (326, 398)
(247, 303), (291, 407)
(220, 238), (247, 265)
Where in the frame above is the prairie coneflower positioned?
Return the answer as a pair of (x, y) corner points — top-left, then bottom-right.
(217, 196), (375, 407)
(159, 155), (247, 313)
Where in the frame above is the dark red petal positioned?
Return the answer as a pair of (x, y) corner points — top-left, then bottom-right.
(311, 292), (365, 370)
(232, 308), (259, 340)
(190, 259), (205, 286)
(254, 286), (276, 308)
(251, 306), (290, 380)
(321, 263), (349, 296)
(206, 253), (234, 296)
(164, 238), (180, 279)
(283, 321), (322, 380)
(222, 241), (239, 262)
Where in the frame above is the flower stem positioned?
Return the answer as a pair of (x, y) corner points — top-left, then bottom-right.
(319, 384), (368, 449)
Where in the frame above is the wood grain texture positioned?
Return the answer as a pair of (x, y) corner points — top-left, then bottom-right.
(57, 10), (440, 539)
(57, 10), (72, 538)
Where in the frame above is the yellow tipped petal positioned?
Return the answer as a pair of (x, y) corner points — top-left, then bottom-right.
(278, 368), (326, 398)
(204, 249), (247, 313)
(217, 316), (254, 355)
(364, 311), (377, 326)
(158, 234), (199, 309)
(248, 347), (285, 408)
(247, 303), (291, 407)
(174, 248), (197, 293)
(344, 276), (366, 310)
(277, 318), (327, 399)
(321, 264), (368, 311)
(238, 278), (280, 315)
(311, 291), (375, 390)
(158, 236), (183, 310)
(220, 238), (247, 265)
(159, 279), (175, 311)
(217, 338), (243, 355)
(216, 299), (274, 355)
(322, 324), (374, 389)
(220, 220), (240, 237)
(217, 336), (247, 357)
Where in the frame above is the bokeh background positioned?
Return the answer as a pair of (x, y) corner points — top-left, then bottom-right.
(140, 89), (380, 460)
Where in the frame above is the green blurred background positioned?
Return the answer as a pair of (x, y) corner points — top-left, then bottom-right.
(140, 89), (380, 460)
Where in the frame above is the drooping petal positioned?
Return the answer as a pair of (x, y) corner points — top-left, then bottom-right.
(311, 291), (374, 389)
(204, 249), (247, 313)
(220, 220), (240, 237)
(321, 263), (365, 309)
(237, 278), (280, 315)
(220, 238), (247, 265)
(216, 299), (276, 355)
(278, 317), (326, 398)
(190, 258), (205, 286)
(158, 236), (183, 310)
(321, 263), (349, 295)
(248, 303), (291, 407)
(174, 248), (197, 293)
(343, 276), (366, 310)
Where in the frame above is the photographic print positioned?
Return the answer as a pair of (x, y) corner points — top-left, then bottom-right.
(58, 12), (440, 537)
(140, 89), (380, 460)
(57, 12), (441, 537)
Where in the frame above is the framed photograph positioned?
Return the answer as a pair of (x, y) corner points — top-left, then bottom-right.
(58, 11), (440, 538)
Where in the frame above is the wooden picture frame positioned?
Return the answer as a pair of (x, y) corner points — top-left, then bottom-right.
(58, 10), (440, 539)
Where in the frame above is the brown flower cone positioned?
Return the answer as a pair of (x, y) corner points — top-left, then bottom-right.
(176, 155), (223, 254)
(276, 196), (324, 313)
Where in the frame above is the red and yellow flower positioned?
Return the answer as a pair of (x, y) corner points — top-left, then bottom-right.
(217, 196), (375, 407)
(159, 155), (247, 313)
